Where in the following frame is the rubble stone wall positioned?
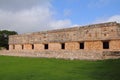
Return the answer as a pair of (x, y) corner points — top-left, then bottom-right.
(65, 42), (79, 50)
(85, 41), (102, 50)
(15, 44), (22, 50)
(7, 22), (120, 60)
(110, 40), (120, 50)
(9, 22), (120, 45)
(24, 44), (32, 50)
(34, 44), (44, 50)
(49, 43), (61, 50)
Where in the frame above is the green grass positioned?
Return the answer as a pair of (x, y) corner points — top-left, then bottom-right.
(0, 56), (120, 80)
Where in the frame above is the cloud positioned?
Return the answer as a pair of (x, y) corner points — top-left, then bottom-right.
(0, 0), (51, 11)
(49, 19), (71, 29)
(0, 0), (72, 33)
(107, 15), (120, 22)
(94, 15), (120, 23)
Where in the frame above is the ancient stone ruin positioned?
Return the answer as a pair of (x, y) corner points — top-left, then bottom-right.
(2, 22), (120, 60)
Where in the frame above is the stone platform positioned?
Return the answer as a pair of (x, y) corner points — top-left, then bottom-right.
(0, 50), (120, 60)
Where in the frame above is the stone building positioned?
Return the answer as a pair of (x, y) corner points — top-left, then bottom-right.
(8, 22), (120, 60)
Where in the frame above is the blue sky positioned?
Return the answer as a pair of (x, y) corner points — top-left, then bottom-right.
(0, 0), (120, 33)
(52, 0), (120, 25)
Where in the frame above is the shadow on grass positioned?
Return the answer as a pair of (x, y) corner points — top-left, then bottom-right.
(90, 59), (120, 80)
(67, 59), (120, 80)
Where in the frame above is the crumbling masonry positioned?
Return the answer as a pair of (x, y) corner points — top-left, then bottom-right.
(7, 22), (120, 60)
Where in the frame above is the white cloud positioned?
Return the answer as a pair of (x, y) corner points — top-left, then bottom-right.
(0, 0), (52, 11)
(107, 15), (120, 23)
(49, 19), (71, 29)
(0, 0), (72, 34)
(94, 15), (120, 23)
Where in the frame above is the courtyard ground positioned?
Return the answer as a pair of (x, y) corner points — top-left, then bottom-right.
(0, 56), (120, 80)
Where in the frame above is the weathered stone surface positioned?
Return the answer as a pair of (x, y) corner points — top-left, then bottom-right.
(49, 43), (61, 50)
(24, 44), (32, 50)
(6, 22), (120, 60)
(103, 51), (120, 59)
(34, 44), (44, 50)
(9, 22), (120, 44)
(0, 50), (120, 60)
(0, 50), (103, 60)
(65, 42), (79, 50)
(85, 41), (102, 50)
(110, 40), (120, 50)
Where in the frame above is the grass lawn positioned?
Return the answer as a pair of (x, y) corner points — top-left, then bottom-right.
(0, 56), (120, 80)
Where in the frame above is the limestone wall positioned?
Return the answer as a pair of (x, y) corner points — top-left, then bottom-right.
(24, 44), (33, 50)
(110, 40), (120, 50)
(65, 42), (79, 50)
(1, 50), (120, 60)
(9, 22), (120, 45)
(14, 44), (22, 50)
(0, 50), (104, 60)
(9, 45), (14, 50)
(8, 22), (120, 52)
(85, 41), (102, 50)
(34, 44), (44, 51)
(49, 43), (61, 50)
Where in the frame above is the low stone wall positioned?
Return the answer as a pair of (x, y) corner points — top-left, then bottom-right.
(0, 50), (103, 60)
(0, 50), (120, 60)
(103, 51), (120, 59)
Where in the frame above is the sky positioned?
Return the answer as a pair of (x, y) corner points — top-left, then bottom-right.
(0, 0), (120, 34)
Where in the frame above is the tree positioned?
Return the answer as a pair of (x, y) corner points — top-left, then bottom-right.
(0, 30), (17, 50)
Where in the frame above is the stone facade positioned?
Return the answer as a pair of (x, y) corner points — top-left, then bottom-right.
(7, 22), (120, 60)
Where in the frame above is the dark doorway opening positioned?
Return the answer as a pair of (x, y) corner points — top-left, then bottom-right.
(44, 44), (48, 49)
(61, 43), (65, 49)
(80, 42), (84, 49)
(22, 45), (24, 50)
(103, 41), (109, 49)
(32, 44), (34, 49)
